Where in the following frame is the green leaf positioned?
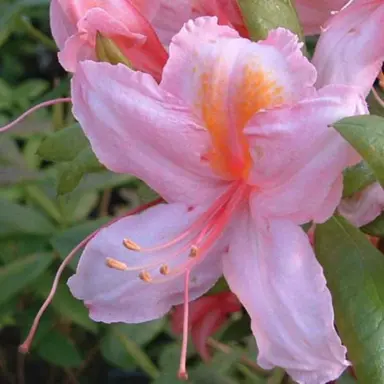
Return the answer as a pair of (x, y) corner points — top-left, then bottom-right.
(0, 199), (55, 237)
(361, 212), (384, 236)
(34, 273), (98, 333)
(0, 0), (49, 28)
(315, 216), (384, 383)
(57, 147), (104, 195)
(236, 0), (303, 42)
(37, 123), (89, 162)
(0, 253), (53, 305)
(101, 326), (160, 379)
(342, 161), (376, 198)
(36, 329), (83, 368)
(333, 115), (384, 189)
(50, 218), (110, 269)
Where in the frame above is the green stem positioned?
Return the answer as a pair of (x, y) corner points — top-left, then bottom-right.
(25, 185), (62, 224)
(267, 367), (286, 384)
(18, 16), (57, 52)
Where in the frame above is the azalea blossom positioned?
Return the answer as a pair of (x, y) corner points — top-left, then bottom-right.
(50, 0), (167, 79)
(295, 0), (350, 35)
(338, 182), (384, 227)
(68, 17), (365, 383)
(312, 0), (384, 97)
(172, 292), (241, 362)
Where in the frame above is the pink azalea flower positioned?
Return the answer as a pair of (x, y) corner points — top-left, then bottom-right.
(68, 17), (365, 383)
(295, 0), (350, 35)
(338, 182), (384, 227)
(172, 292), (241, 362)
(312, 0), (384, 97)
(50, 0), (168, 79)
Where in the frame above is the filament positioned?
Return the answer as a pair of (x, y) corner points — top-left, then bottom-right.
(0, 98), (72, 133)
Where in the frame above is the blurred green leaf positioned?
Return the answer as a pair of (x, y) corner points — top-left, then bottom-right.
(153, 344), (184, 384)
(315, 216), (384, 383)
(333, 115), (384, 189)
(236, 0), (303, 42)
(102, 327), (160, 379)
(0, 252), (53, 305)
(338, 371), (357, 384)
(34, 273), (98, 333)
(37, 123), (89, 162)
(0, 199), (55, 237)
(57, 147), (104, 195)
(361, 212), (384, 236)
(50, 217), (110, 269)
(0, 0), (49, 27)
(37, 329), (83, 368)
(342, 161), (376, 198)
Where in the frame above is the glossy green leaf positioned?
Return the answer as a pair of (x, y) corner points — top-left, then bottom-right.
(315, 216), (384, 383)
(342, 161), (376, 198)
(0, 252), (53, 305)
(0, 199), (55, 237)
(361, 212), (384, 236)
(236, 0), (303, 42)
(34, 273), (98, 333)
(37, 329), (83, 368)
(37, 123), (89, 162)
(333, 115), (384, 189)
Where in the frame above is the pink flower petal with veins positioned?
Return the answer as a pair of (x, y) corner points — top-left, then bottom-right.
(312, 0), (384, 96)
(339, 182), (384, 227)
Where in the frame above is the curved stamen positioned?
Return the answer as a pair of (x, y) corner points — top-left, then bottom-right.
(178, 269), (190, 380)
(122, 182), (241, 254)
(0, 98), (72, 133)
(19, 197), (163, 354)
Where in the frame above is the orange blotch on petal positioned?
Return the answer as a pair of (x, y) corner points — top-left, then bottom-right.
(200, 59), (284, 180)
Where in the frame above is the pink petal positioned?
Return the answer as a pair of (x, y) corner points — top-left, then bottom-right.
(246, 85), (364, 224)
(312, 0), (384, 96)
(151, 0), (194, 46)
(50, 0), (77, 49)
(295, 0), (349, 35)
(338, 182), (384, 227)
(72, 60), (225, 205)
(68, 203), (224, 323)
(162, 20), (315, 109)
(191, 310), (226, 361)
(223, 211), (349, 383)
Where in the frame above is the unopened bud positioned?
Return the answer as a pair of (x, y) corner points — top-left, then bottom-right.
(96, 32), (132, 67)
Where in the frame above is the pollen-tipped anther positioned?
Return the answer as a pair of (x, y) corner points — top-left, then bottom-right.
(189, 245), (198, 258)
(106, 257), (128, 271)
(160, 264), (170, 275)
(123, 238), (141, 251)
(139, 270), (152, 282)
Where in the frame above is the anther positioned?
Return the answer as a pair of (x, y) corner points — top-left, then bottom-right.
(189, 245), (199, 258)
(160, 264), (170, 275)
(139, 270), (153, 282)
(106, 257), (128, 271)
(123, 238), (141, 251)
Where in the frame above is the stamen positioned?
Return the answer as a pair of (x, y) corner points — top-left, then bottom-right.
(160, 264), (170, 275)
(123, 238), (141, 251)
(189, 245), (199, 258)
(106, 257), (128, 271)
(139, 270), (153, 282)
(178, 270), (190, 381)
(19, 197), (163, 354)
(0, 98), (72, 133)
